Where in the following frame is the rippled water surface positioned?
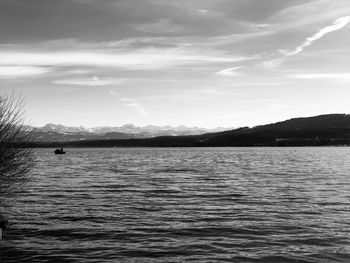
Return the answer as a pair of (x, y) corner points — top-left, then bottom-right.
(1, 147), (350, 262)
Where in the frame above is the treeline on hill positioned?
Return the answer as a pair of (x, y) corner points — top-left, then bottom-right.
(28, 114), (350, 147)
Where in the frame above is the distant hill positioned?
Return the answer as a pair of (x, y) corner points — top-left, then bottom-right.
(200, 114), (350, 146)
(31, 114), (350, 147)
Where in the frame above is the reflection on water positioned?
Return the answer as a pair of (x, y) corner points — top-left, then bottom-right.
(1, 147), (350, 262)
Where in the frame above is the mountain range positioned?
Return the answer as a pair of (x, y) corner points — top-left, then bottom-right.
(31, 123), (228, 142)
(31, 114), (350, 147)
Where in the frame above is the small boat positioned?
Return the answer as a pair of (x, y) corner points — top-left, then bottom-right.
(55, 148), (66, 154)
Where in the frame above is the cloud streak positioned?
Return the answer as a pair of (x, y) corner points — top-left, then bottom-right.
(0, 49), (241, 71)
(264, 16), (350, 67)
(287, 16), (350, 57)
(0, 66), (51, 79)
(290, 72), (350, 82)
(121, 98), (150, 115)
(53, 76), (125, 86)
(216, 66), (244, 77)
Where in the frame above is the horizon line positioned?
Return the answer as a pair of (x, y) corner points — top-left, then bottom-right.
(29, 113), (350, 130)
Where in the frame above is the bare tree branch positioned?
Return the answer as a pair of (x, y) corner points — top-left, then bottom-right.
(0, 94), (34, 198)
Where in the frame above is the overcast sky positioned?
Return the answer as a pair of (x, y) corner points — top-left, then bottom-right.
(0, 0), (349, 128)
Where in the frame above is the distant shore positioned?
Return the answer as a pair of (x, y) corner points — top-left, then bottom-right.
(26, 114), (350, 148)
(26, 138), (350, 148)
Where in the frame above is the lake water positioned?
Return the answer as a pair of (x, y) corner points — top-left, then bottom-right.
(1, 147), (350, 262)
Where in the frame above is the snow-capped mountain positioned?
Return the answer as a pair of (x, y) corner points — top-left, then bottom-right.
(31, 124), (229, 142)
(39, 123), (92, 133)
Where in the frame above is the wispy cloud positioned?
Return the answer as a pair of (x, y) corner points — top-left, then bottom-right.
(53, 76), (125, 86)
(290, 73), (350, 81)
(216, 66), (244, 77)
(264, 16), (350, 67)
(121, 97), (150, 115)
(103, 30), (273, 50)
(286, 16), (350, 57)
(0, 66), (51, 79)
(67, 69), (92, 74)
(0, 48), (241, 71)
(198, 31), (275, 47)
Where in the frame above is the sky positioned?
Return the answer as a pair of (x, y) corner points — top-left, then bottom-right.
(0, 0), (350, 128)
